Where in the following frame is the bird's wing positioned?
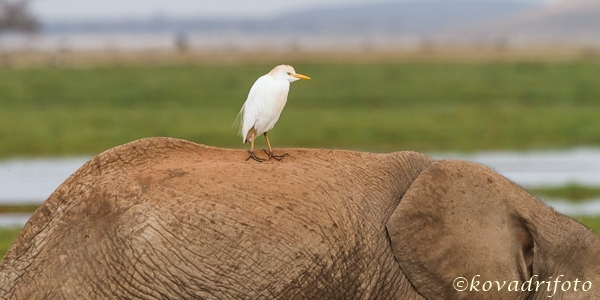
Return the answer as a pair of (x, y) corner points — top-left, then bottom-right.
(244, 75), (268, 109)
(237, 75), (268, 141)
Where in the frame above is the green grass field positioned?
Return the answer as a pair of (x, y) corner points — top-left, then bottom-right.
(1, 61), (600, 156)
(1, 58), (600, 260)
(530, 184), (600, 202)
(0, 228), (21, 260)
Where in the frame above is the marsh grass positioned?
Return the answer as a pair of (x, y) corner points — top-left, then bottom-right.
(0, 227), (21, 260)
(578, 217), (600, 235)
(0, 205), (39, 213)
(1, 61), (600, 157)
(530, 184), (600, 202)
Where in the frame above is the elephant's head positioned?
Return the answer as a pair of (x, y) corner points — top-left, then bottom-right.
(387, 159), (600, 299)
(0, 137), (598, 299)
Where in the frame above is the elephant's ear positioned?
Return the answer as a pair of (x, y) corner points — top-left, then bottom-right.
(386, 160), (535, 299)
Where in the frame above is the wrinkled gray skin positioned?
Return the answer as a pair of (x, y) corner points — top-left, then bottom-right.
(0, 137), (598, 299)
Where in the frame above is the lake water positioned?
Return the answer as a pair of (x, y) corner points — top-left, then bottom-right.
(431, 148), (600, 187)
(0, 157), (90, 204)
(1, 148), (599, 226)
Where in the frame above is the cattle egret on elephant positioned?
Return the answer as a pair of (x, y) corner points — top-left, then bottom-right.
(236, 65), (310, 162)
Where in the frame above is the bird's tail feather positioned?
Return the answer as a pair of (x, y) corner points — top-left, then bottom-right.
(232, 103), (245, 139)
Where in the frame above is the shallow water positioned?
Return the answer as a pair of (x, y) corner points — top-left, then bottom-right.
(0, 213), (32, 228)
(431, 148), (600, 187)
(0, 157), (90, 204)
(544, 198), (600, 217)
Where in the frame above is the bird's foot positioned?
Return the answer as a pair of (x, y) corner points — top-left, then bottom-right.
(245, 150), (265, 162)
(263, 149), (289, 161)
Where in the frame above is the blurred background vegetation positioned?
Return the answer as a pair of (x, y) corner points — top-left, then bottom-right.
(1, 59), (599, 156)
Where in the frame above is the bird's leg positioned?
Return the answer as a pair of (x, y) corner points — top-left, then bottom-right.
(262, 132), (289, 160)
(245, 129), (264, 162)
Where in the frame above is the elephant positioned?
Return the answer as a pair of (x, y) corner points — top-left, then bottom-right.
(0, 137), (598, 299)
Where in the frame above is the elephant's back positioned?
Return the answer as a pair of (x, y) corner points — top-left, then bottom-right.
(1, 137), (429, 299)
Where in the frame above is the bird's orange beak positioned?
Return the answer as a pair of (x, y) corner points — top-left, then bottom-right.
(293, 73), (311, 80)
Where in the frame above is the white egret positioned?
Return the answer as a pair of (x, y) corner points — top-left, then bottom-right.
(236, 65), (310, 162)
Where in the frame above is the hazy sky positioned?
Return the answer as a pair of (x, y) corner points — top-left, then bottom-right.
(32, 0), (562, 22)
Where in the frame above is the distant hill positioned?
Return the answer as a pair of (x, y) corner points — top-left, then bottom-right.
(258, 1), (539, 36)
(43, 1), (539, 36)
(39, 0), (600, 47)
(466, 0), (600, 43)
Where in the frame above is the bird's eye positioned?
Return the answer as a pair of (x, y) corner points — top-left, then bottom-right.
(287, 72), (291, 75)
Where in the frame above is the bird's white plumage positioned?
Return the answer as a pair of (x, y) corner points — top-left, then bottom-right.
(237, 65), (309, 143)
